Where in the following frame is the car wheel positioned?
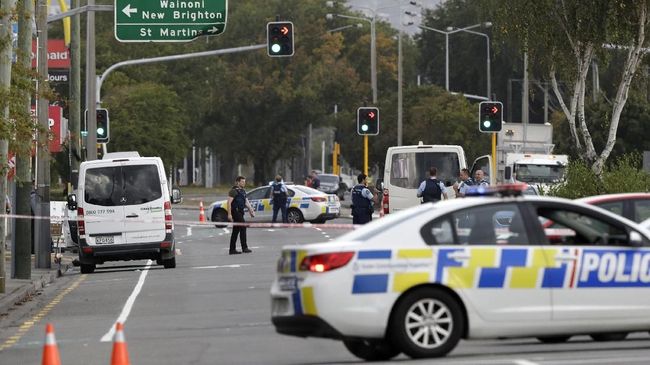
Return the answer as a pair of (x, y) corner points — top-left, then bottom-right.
(163, 257), (176, 269)
(287, 209), (304, 224)
(390, 288), (463, 359)
(80, 263), (95, 274)
(343, 339), (400, 361)
(537, 336), (571, 344)
(590, 333), (627, 341)
(212, 209), (228, 228)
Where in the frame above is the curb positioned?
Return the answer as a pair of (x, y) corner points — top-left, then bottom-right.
(0, 261), (72, 316)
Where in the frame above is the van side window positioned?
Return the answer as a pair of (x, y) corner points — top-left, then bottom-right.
(123, 165), (162, 204)
(84, 167), (123, 206)
(390, 152), (460, 189)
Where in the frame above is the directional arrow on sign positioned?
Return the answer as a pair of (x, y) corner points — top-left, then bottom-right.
(122, 4), (138, 17)
(207, 26), (220, 34)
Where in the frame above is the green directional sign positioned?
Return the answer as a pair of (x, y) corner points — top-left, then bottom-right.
(114, 0), (228, 42)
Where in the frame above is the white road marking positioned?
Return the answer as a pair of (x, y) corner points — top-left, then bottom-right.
(223, 228), (230, 234)
(100, 260), (153, 342)
(321, 231), (327, 234)
(175, 249), (182, 255)
(314, 228), (322, 231)
(193, 264), (252, 269)
(513, 360), (540, 365)
(324, 235), (330, 238)
(186, 226), (192, 236)
(267, 229), (276, 232)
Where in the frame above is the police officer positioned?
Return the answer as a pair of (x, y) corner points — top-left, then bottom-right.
(351, 173), (374, 225)
(227, 176), (254, 255)
(417, 167), (448, 203)
(310, 170), (321, 190)
(453, 168), (474, 198)
(271, 174), (288, 224)
(474, 169), (490, 187)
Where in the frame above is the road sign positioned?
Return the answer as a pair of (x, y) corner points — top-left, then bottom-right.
(114, 0), (228, 42)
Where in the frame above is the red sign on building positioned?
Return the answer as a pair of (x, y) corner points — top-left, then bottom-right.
(31, 39), (70, 69)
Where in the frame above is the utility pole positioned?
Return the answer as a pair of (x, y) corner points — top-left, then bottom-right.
(35, 0), (51, 269)
(14, 0), (35, 279)
(86, 0), (97, 160)
(70, 0), (81, 186)
(0, 0), (17, 293)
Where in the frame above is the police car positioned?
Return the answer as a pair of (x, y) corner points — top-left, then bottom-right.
(270, 185), (650, 361)
(206, 184), (340, 224)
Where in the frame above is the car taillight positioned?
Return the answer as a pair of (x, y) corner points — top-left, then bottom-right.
(382, 189), (389, 214)
(311, 196), (327, 202)
(164, 201), (173, 233)
(299, 252), (355, 272)
(77, 207), (85, 238)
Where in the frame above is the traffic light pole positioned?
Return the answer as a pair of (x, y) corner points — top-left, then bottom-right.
(492, 133), (497, 185)
(364, 135), (368, 175)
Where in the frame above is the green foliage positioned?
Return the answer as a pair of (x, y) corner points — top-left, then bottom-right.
(547, 154), (650, 199)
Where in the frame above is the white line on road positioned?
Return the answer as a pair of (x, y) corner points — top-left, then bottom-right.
(186, 226), (192, 236)
(314, 227), (321, 231)
(324, 235), (330, 238)
(193, 264), (252, 269)
(223, 228), (230, 234)
(513, 360), (540, 365)
(100, 260), (153, 342)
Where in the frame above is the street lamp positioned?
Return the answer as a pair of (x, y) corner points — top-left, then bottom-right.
(414, 22), (492, 98)
(446, 24), (492, 100)
(327, 23), (363, 33)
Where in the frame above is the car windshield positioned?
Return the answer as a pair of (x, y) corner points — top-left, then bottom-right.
(515, 163), (566, 183)
(293, 185), (325, 195)
(390, 152), (460, 188)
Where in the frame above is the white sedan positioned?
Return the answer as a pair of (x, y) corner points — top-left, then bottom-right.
(270, 186), (650, 361)
(206, 184), (340, 224)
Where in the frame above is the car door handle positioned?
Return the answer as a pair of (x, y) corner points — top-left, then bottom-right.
(555, 253), (578, 262)
(447, 251), (470, 260)
(126, 214), (139, 218)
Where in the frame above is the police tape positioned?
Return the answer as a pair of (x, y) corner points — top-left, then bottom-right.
(0, 213), (359, 230)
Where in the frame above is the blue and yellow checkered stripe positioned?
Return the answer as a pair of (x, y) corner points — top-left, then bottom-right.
(351, 247), (568, 295)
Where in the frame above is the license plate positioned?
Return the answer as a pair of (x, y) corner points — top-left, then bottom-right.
(95, 236), (115, 244)
(278, 276), (299, 292)
(329, 207), (339, 213)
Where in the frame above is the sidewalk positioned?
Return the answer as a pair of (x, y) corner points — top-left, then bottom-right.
(0, 252), (74, 316)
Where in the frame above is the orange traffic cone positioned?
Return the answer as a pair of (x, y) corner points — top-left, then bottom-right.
(110, 322), (130, 365)
(199, 201), (206, 222)
(42, 323), (61, 365)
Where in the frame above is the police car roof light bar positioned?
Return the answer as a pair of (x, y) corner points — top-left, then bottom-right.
(464, 183), (527, 197)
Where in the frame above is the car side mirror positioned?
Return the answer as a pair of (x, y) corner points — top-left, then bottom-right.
(375, 178), (384, 190)
(171, 188), (182, 204)
(66, 194), (77, 210)
(505, 166), (512, 180)
(630, 231), (644, 247)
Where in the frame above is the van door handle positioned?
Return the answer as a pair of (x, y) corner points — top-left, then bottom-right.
(126, 214), (139, 218)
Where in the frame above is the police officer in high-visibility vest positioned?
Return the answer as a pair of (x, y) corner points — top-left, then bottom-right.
(417, 166), (448, 203)
(271, 174), (288, 223)
(351, 173), (374, 225)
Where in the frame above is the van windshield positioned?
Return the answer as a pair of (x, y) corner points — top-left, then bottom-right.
(390, 152), (460, 188)
(84, 164), (162, 206)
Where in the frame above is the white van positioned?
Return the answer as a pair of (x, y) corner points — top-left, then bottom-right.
(67, 152), (178, 273)
(382, 143), (467, 213)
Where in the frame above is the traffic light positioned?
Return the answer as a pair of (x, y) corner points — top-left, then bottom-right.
(357, 107), (379, 135)
(267, 21), (294, 57)
(96, 108), (109, 143)
(478, 101), (503, 133)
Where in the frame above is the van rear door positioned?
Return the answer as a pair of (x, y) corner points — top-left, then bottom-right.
(83, 165), (126, 245)
(121, 162), (166, 244)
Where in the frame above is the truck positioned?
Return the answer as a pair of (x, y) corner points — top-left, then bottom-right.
(471, 122), (569, 193)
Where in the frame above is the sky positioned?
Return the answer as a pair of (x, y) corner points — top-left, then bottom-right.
(348, 0), (444, 34)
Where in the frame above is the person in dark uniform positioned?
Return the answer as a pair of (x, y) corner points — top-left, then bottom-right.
(351, 173), (374, 225)
(227, 176), (254, 255)
(417, 166), (448, 203)
(310, 170), (321, 190)
(271, 174), (288, 224)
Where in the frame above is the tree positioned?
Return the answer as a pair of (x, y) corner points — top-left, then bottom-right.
(104, 83), (191, 166)
(492, 0), (650, 176)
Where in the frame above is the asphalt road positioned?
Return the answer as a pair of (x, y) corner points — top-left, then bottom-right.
(1, 209), (650, 364)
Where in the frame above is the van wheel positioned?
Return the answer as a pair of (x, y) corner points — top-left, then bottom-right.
(287, 209), (304, 224)
(212, 209), (228, 228)
(389, 288), (463, 359)
(80, 263), (95, 274)
(590, 333), (627, 341)
(163, 257), (176, 269)
(343, 339), (400, 361)
(537, 336), (571, 344)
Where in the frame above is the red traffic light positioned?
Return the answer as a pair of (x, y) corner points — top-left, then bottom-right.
(367, 111), (376, 119)
(490, 106), (499, 114)
(280, 26), (289, 35)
